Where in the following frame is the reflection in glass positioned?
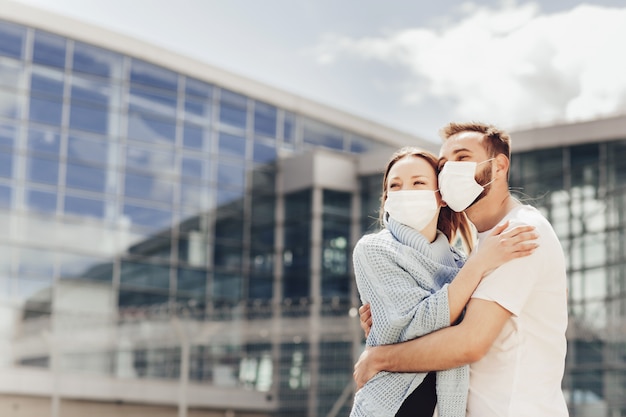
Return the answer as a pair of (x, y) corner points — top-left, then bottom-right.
(302, 117), (344, 150)
(0, 184), (11, 207)
(69, 102), (110, 135)
(28, 95), (63, 126)
(253, 141), (277, 164)
(182, 123), (205, 150)
(217, 161), (245, 189)
(129, 86), (177, 116)
(122, 204), (172, 231)
(218, 132), (246, 159)
(126, 143), (175, 173)
(67, 135), (112, 165)
(0, 21), (25, 59)
(73, 42), (122, 79)
(254, 101), (277, 137)
(64, 195), (105, 218)
(27, 127), (61, 155)
(0, 151), (13, 178)
(58, 252), (113, 282)
(26, 189), (57, 213)
(130, 59), (178, 91)
(124, 172), (173, 203)
(0, 59), (26, 90)
(0, 89), (22, 119)
(219, 89), (247, 129)
(26, 156), (59, 185)
(127, 113), (176, 144)
(33, 30), (66, 68)
(120, 261), (170, 290)
(30, 67), (64, 96)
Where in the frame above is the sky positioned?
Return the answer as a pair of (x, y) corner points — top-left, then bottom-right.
(9, 0), (626, 142)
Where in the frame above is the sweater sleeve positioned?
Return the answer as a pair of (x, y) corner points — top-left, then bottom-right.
(353, 234), (452, 347)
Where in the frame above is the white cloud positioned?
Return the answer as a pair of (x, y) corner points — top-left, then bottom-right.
(312, 2), (626, 130)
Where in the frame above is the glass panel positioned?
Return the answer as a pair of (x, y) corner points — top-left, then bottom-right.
(213, 272), (242, 301)
(31, 67), (65, 97)
(218, 132), (247, 159)
(216, 188), (244, 206)
(26, 188), (57, 213)
(69, 102), (111, 138)
(58, 252), (113, 282)
(0, 58), (26, 90)
(253, 142), (277, 164)
(181, 156), (204, 181)
(33, 30), (66, 68)
(126, 234), (171, 261)
(177, 267), (207, 294)
(283, 111), (295, 145)
(180, 182), (211, 209)
(124, 172), (173, 203)
(254, 101), (277, 137)
(64, 193), (105, 218)
(73, 42), (123, 79)
(125, 143), (175, 173)
(184, 98), (211, 124)
(122, 203), (172, 230)
(70, 75), (114, 107)
(0, 123), (16, 149)
(65, 163), (107, 193)
(67, 135), (112, 166)
(0, 184), (11, 208)
(118, 290), (169, 309)
(27, 127), (61, 156)
(26, 156), (59, 185)
(28, 95), (63, 126)
(0, 151), (13, 178)
(182, 123), (206, 150)
(302, 118), (344, 150)
(219, 89), (247, 129)
(0, 89), (22, 119)
(120, 261), (170, 290)
(127, 113), (176, 144)
(185, 77), (213, 98)
(19, 247), (56, 278)
(130, 59), (178, 91)
(129, 86), (177, 116)
(217, 161), (245, 189)
(0, 21), (25, 59)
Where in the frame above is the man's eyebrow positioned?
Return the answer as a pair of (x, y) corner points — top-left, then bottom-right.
(451, 147), (472, 155)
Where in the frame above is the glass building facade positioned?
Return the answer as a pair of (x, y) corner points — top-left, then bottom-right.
(509, 138), (626, 417)
(0, 10), (420, 417)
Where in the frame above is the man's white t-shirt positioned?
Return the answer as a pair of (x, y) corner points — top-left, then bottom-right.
(467, 205), (569, 417)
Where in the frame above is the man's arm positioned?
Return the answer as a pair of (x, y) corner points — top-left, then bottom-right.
(354, 298), (511, 389)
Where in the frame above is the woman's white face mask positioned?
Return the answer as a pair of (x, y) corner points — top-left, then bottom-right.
(384, 189), (439, 232)
(438, 158), (495, 212)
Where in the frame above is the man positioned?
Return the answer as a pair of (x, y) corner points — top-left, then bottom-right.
(354, 122), (569, 417)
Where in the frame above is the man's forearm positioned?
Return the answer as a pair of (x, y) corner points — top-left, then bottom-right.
(371, 323), (477, 373)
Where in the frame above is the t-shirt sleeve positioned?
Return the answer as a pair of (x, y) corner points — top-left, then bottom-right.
(471, 219), (546, 316)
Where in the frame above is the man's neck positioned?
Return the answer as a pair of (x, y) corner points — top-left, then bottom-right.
(465, 192), (520, 233)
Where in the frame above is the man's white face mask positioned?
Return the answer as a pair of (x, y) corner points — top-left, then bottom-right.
(438, 159), (494, 212)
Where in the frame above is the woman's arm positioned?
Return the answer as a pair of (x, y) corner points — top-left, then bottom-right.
(446, 221), (538, 323)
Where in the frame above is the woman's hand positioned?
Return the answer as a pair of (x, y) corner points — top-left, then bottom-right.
(472, 220), (539, 275)
(353, 346), (379, 390)
(359, 304), (372, 339)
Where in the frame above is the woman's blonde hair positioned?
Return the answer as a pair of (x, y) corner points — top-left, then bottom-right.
(379, 146), (475, 251)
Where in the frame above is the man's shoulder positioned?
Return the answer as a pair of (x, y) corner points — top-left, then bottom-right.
(508, 205), (555, 235)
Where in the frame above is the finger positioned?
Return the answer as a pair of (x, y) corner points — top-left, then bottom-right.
(502, 225), (535, 238)
(489, 220), (509, 236)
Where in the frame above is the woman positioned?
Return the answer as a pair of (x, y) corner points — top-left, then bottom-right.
(350, 147), (537, 417)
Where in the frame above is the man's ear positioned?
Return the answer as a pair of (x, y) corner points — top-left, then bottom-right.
(495, 154), (509, 178)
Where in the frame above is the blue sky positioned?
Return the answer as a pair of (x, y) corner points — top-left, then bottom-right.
(10, 0), (626, 142)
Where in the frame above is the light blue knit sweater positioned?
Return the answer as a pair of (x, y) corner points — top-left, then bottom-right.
(350, 216), (469, 417)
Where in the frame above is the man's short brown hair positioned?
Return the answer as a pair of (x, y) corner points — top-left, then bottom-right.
(439, 121), (511, 161)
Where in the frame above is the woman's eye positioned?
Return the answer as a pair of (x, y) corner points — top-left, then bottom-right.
(413, 181), (424, 186)
(389, 183), (399, 189)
